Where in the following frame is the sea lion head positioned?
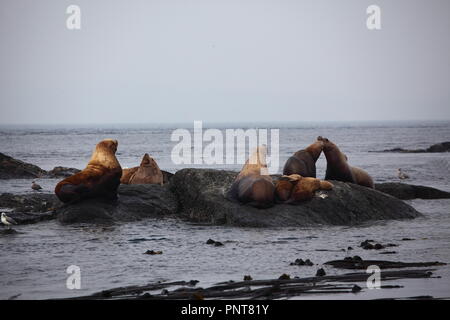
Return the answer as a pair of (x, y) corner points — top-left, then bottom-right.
(317, 136), (336, 153)
(89, 139), (121, 169)
(96, 139), (118, 154)
(139, 153), (160, 172)
(281, 174), (303, 182)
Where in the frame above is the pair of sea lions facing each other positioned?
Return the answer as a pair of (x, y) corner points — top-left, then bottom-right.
(121, 153), (163, 185)
(317, 136), (374, 189)
(55, 140), (164, 204)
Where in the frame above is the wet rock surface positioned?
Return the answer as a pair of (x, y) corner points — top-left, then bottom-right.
(375, 183), (450, 200)
(170, 169), (421, 227)
(0, 192), (60, 224)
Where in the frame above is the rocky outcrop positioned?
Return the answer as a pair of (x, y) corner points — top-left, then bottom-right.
(169, 169), (421, 227)
(372, 141), (450, 153)
(0, 152), (80, 179)
(0, 152), (47, 179)
(56, 184), (178, 223)
(375, 183), (450, 200)
(1, 169), (426, 227)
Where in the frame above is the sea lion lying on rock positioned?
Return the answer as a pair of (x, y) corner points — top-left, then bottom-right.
(124, 154), (164, 185)
(228, 146), (275, 208)
(275, 174), (333, 203)
(55, 139), (122, 203)
(318, 136), (374, 189)
(283, 140), (324, 177)
(120, 167), (139, 184)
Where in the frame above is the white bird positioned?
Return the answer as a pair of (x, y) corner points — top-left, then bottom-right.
(397, 168), (410, 180)
(1, 212), (18, 229)
(31, 181), (42, 191)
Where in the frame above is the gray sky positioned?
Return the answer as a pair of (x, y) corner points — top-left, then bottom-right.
(1, 0), (449, 124)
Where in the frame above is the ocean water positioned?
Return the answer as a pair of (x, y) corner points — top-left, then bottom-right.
(0, 121), (449, 299)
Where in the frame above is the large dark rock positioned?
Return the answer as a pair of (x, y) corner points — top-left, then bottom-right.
(0, 152), (47, 179)
(376, 183), (450, 200)
(56, 184), (178, 223)
(372, 141), (450, 153)
(169, 169), (421, 227)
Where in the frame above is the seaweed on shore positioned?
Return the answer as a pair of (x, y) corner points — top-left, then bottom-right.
(65, 268), (437, 300)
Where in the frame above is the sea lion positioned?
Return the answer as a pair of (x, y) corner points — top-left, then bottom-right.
(120, 167), (139, 184)
(317, 136), (374, 188)
(55, 139), (122, 203)
(283, 140), (324, 177)
(275, 174), (333, 203)
(274, 177), (295, 202)
(128, 153), (163, 185)
(229, 145), (275, 208)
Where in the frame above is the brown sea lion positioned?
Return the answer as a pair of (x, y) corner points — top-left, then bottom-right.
(229, 146), (275, 208)
(317, 136), (374, 188)
(275, 174), (333, 203)
(55, 139), (122, 203)
(128, 153), (163, 185)
(120, 167), (139, 184)
(274, 177), (295, 202)
(283, 140), (324, 177)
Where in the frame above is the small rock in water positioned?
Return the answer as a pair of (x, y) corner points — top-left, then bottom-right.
(214, 241), (224, 247)
(278, 273), (291, 280)
(290, 258), (314, 266)
(206, 239), (216, 244)
(290, 258), (305, 266)
(379, 251), (397, 255)
(402, 238), (414, 241)
(352, 285), (362, 293)
(161, 289), (169, 295)
(243, 275), (253, 281)
(188, 280), (199, 286)
(144, 250), (163, 255)
(316, 268), (326, 277)
(374, 243), (384, 250)
(352, 256), (363, 262)
(347, 246), (353, 250)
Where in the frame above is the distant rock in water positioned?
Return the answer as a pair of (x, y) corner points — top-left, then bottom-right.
(0, 152), (80, 179)
(0, 152), (47, 179)
(47, 166), (81, 178)
(371, 141), (450, 153)
(376, 183), (450, 200)
(169, 169), (420, 227)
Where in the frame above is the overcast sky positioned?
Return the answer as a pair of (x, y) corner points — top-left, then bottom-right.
(0, 0), (449, 124)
